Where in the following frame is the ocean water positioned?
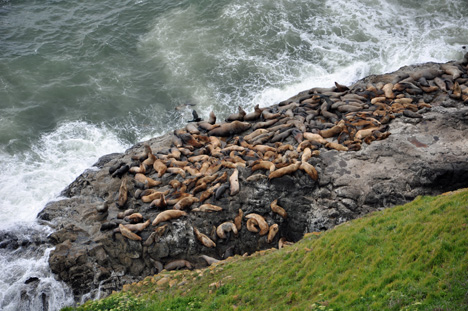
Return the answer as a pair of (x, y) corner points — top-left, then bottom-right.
(0, 0), (466, 309)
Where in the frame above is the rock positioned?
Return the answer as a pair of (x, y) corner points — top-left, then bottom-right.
(37, 59), (468, 302)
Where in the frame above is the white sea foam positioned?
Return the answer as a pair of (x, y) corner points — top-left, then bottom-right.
(139, 0), (467, 120)
(0, 121), (127, 230)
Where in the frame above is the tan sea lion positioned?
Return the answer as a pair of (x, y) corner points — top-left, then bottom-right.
(125, 213), (143, 223)
(278, 237), (294, 249)
(299, 161), (318, 181)
(153, 159), (167, 178)
(268, 161), (300, 180)
(325, 142), (348, 151)
(141, 190), (169, 203)
(123, 219), (150, 232)
(244, 129), (268, 142)
(167, 167), (186, 178)
(267, 224), (279, 243)
(149, 194), (167, 209)
(246, 218), (259, 233)
(245, 213), (269, 235)
(152, 210), (187, 226)
(270, 199), (287, 219)
(251, 160), (275, 173)
(174, 196), (199, 210)
(118, 224), (142, 241)
(301, 147), (312, 163)
(192, 203), (223, 212)
(216, 221), (238, 239)
(164, 259), (193, 271)
(303, 132), (327, 144)
(193, 227), (216, 248)
(229, 169), (239, 196)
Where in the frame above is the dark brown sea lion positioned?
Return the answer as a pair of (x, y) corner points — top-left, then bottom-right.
(208, 121), (251, 137)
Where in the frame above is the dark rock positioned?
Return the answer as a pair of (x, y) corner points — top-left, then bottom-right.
(37, 60), (468, 302)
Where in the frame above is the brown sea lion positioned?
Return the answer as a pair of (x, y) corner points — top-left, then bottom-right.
(270, 199), (287, 219)
(129, 163), (146, 174)
(193, 227), (216, 248)
(226, 106), (246, 122)
(153, 159), (167, 178)
(268, 161), (300, 180)
(192, 203), (223, 212)
(244, 104), (264, 121)
(251, 160), (276, 173)
(174, 196), (199, 210)
(149, 194), (167, 209)
(200, 254), (220, 265)
(234, 209), (243, 231)
(278, 237), (294, 249)
(208, 121), (251, 137)
(208, 111), (217, 124)
(117, 177), (128, 208)
(246, 218), (259, 233)
(267, 224), (279, 243)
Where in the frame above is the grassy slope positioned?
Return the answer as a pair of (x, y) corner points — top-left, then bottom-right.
(66, 189), (468, 311)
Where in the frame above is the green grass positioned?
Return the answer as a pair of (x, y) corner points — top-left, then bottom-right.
(66, 189), (468, 311)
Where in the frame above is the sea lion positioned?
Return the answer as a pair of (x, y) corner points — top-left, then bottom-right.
(208, 111), (216, 124)
(234, 209), (243, 231)
(214, 183), (229, 200)
(301, 147), (312, 162)
(244, 129), (268, 142)
(216, 221), (238, 239)
(141, 190), (169, 203)
(125, 213), (143, 223)
(246, 218), (259, 233)
(303, 132), (328, 144)
(164, 259), (193, 271)
(116, 177), (128, 208)
(186, 122), (200, 134)
(244, 104), (263, 121)
(208, 121), (251, 137)
(198, 121), (219, 131)
(193, 227), (216, 248)
(192, 205), (221, 212)
(270, 199), (287, 219)
(167, 167), (186, 178)
(129, 163), (146, 174)
(153, 159), (167, 178)
(200, 254), (220, 265)
(149, 194), (167, 209)
(117, 208), (135, 219)
(268, 161), (300, 180)
(251, 160), (275, 173)
(325, 142), (348, 151)
(112, 164), (129, 178)
(267, 224), (279, 243)
(122, 219), (150, 232)
(245, 213), (269, 235)
(118, 224), (142, 241)
(262, 109), (281, 120)
(252, 118), (278, 130)
(229, 169), (239, 196)
(226, 106), (246, 122)
(152, 210), (187, 226)
(174, 196), (199, 210)
(278, 237), (294, 249)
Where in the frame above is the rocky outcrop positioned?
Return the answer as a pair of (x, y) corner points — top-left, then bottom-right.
(38, 57), (468, 301)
